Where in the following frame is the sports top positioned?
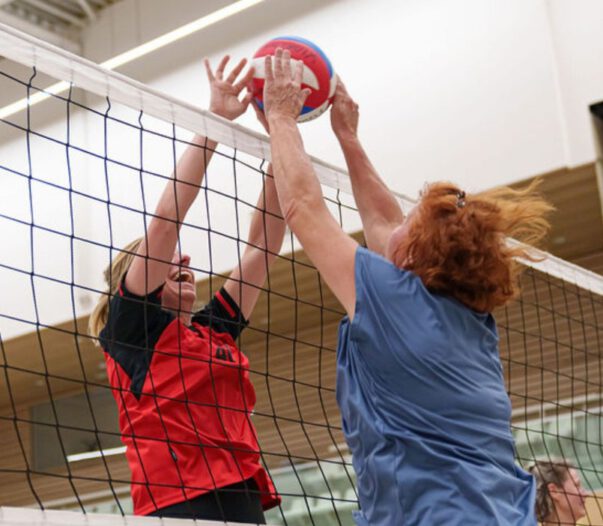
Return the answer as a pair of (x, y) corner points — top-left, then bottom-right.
(337, 247), (535, 526)
(99, 281), (280, 516)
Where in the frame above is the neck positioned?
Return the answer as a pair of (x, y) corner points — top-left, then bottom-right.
(164, 307), (192, 325)
(179, 313), (192, 325)
(543, 510), (576, 525)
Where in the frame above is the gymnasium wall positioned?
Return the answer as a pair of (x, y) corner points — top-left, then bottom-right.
(1, 0), (602, 339)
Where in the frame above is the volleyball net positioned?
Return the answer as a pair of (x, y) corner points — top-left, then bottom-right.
(1, 22), (603, 525)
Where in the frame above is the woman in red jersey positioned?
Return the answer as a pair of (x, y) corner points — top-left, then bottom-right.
(89, 56), (282, 523)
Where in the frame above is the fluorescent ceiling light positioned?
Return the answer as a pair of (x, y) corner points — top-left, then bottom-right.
(0, 0), (266, 120)
(67, 445), (126, 463)
(0, 80), (69, 119)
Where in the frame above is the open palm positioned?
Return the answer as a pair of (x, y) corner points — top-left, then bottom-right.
(205, 55), (254, 121)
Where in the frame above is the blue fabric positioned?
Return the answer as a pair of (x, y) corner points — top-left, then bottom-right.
(337, 247), (536, 526)
(272, 36), (334, 76)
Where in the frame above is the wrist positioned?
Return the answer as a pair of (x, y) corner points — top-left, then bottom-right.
(209, 106), (232, 120)
(337, 133), (361, 147)
(267, 113), (298, 127)
(192, 135), (216, 148)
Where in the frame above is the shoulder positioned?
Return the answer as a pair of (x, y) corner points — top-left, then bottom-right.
(99, 278), (174, 349)
(351, 247), (438, 343)
(354, 246), (422, 295)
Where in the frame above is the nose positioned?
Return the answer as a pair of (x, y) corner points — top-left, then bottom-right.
(171, 253), (191, 268)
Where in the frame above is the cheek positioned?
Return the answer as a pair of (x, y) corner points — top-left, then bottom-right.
(160, 284), (176, 306)
(387, 225), (408, 262)
(567, 488), (585, 508)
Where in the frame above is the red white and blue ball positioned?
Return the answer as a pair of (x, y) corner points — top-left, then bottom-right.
(252, 36), (336, 123)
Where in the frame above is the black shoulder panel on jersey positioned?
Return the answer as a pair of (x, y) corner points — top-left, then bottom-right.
(192, 287), (249, 340)
(99, 279), (174, 398)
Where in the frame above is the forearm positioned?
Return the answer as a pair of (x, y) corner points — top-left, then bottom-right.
(225, 166), (286, 318)
(339, 135), (404, 252)
(155, 134), (217, 223)
(267, 120), (358, 319)
(268, 117), (325, 228)
(245, 167), (286, 258)
(127, 135), (217, 294)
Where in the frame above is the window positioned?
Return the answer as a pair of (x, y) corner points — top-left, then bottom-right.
(31, 387), (121, 471)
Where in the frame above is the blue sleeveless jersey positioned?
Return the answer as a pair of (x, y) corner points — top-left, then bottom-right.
(337, 247), (535, 526)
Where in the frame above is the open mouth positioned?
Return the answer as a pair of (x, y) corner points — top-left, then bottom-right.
(170, 270), (194, 285)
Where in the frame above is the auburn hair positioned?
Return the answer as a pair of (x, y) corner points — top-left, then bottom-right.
(392, 180), (553, 312)
(88, 237), (143, 343)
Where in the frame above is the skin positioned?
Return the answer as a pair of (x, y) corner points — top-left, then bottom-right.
(543, 468), (589, 525)
(126, 55), (285, 325)
(262, 48), (405, 320)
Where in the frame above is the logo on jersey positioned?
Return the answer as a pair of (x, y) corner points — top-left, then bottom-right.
(215, 346), (235, 363)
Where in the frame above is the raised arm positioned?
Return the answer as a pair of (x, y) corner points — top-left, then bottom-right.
(224, 164), (286, 320)
(263, 49), (358, 318)
(331, 81), (404, 256)
(125, 56), (254, 296)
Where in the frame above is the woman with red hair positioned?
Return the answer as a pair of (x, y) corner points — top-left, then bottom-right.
(261, 49), (552, 525)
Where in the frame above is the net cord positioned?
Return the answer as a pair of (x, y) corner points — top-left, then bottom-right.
(0, 506), (276, 526)
(0, 22), (602, 296)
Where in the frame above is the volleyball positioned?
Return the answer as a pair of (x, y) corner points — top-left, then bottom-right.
(252, 36), (336, 122)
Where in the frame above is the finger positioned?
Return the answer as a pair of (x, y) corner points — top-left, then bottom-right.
(274, 48), (283, 78)
(335, 80), (350, 101)
(240, 89), (254, 108)
(300, 88), (312, 107)
(234, 66), (255, 94)
(293, 59), (304, 86)
(215, 55), (230, 80)
(283, 49), (292, 81)
(204, 58), (215, 82)
(264, 55), (274, 82)
(226, 57), (247, 84)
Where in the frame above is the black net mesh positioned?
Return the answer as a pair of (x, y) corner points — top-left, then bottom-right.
(0, 56), (602, 526)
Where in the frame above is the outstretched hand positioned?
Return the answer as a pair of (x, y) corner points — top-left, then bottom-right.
(205, 55), (254, 121)
(330, 79), (359, 142)
(263, 48), (311, 123)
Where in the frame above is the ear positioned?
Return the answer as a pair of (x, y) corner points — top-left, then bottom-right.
(547, 482), (562, 502)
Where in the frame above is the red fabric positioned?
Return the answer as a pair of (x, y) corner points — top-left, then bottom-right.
(105, 319), (280, 515)
(215, 290), (236, 318)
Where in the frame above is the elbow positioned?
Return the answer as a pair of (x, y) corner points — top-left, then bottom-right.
(281, 194), (318, 231)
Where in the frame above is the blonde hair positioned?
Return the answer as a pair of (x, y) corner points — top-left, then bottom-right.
(88, 238), (143, 343)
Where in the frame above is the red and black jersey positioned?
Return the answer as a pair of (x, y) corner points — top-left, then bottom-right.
(99, 281), (280, 516)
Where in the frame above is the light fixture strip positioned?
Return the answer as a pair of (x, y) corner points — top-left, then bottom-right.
(66, 445), (126, 463)
(0, 0), (266, 120)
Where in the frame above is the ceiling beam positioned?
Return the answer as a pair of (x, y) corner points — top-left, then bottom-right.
(76, 0), (96, 21)
(21, 0), (87, 28)
(0, 11), (81, 54)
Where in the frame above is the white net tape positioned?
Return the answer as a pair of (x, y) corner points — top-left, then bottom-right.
(0, 507), (267, 526)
